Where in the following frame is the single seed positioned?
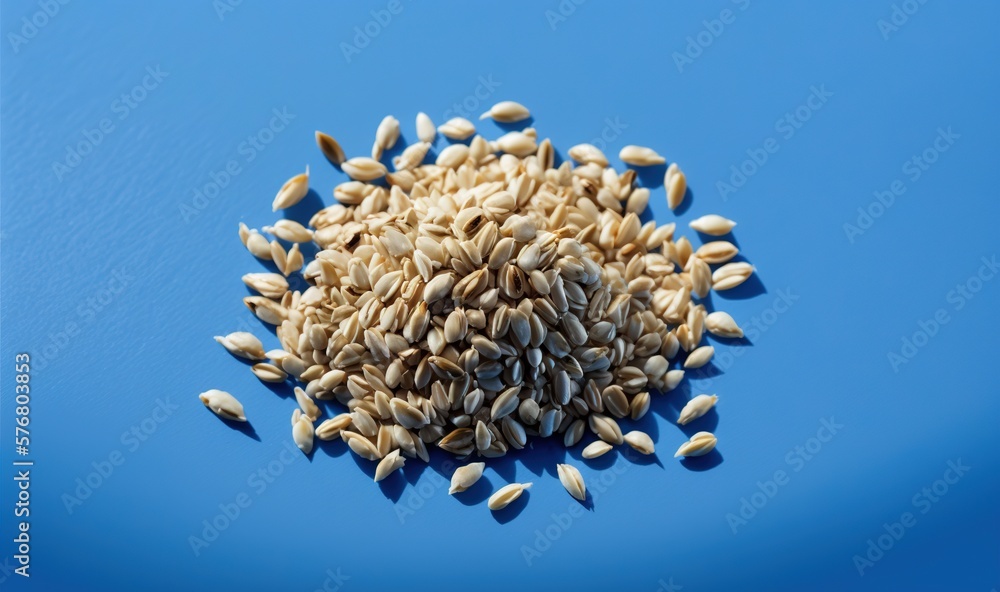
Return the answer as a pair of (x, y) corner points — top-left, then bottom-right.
(556, 464), (587, 501)
(678, 394), (718, 425)
(199, 389), (246, 422)
(675, 432), (717, 458)
(488, 482), (532, 510)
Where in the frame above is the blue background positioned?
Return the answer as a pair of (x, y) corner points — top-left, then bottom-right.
(2, 1), (998, 591)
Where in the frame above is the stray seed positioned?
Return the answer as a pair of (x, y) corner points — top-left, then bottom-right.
(674, 431), (717, 458)
(374, 449), (405, 482)
(705, 312), (743, 338)
(619, 145), (665, 166)
(623, 430), (655, 455)
(665, 163), (685, 209)
(316, 131), (346, 165)
(677, 394), (718, 425)
(689, 214), (736, 236)
(199, 389), (246, 422)
(449, 462), (486, 494)
(293, 414), (314, 454)
(488, 482), (532, 510)
(214, 332), (265, 360)
(556, 464), (587, 501)
(416, 112), (436, 143)
(480, 101), (530, 122)
(582, 440), (613, 459)
(683, 345), (715, 369)
(272, 167), (310, 211)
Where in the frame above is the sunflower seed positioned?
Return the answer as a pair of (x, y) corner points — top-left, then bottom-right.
(678, 394), (718, 425)
(568, 144), (609, 167)
(712, 262), (754, 290)
(480, 101), (530, 122)
(449, 462), (486, 494)
(705, 312), (743, 338)
(293, 413), (314, 454)
(373, 115), (400, 160)
(556, 463), (586, 501)
(619, 145), (665, 166)
(683, 345), (715, 369)
(316, 414), (353, 440)
(416, 112), (436, 143)
(674, 431), (717, 458)
(623, 430), (655, 455)
(316, 131), (346, 165)
(438, 117), (476, 140)
(294, 386), (320, 421)
(665, 163), (685, 209)
(689, 214), (736, 236)
(272, 167), (310, 211)
(487, 482), (532, 510)
(199, 389), (246, 422)
(695, 241), (739, 264)
(374, 449), (405, 482)
(582, 440), (613, 459)
(214, 332), (265, 360)
(342, 157), (388, 181)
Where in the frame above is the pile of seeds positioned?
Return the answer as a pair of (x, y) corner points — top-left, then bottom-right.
(201, 101), (754, 509)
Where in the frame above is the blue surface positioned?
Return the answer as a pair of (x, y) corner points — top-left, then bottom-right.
(2, 2), (998, 591)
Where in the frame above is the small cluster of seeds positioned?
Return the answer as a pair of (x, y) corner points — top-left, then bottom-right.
(201, 101), (754, 510)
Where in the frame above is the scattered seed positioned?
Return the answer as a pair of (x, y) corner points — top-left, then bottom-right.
(374, 449), (405, 482)
(623, 430), (655, 455)
(449, 462), (486, 494)
(214, 332), (265, 360)
(674, 431), (717, 458)
(480, 101), (530, 122)
(488, 482), (532, 510)
(689, 214), (736, 236)
(272, 167), (309, 211)
(316, 131), (346, 165)
(683, 345), (715, 369)
(619, 145), (665, 166)
(705, 312), (743, 338)
(556, 464), (586, 501)
(677, 394), (718, 425)
(416, 112), (436, 143)
(199, 389), (246, 422)
(582, 440), (613, 459)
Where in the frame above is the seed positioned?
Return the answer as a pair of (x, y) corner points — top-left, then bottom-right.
(438, 117), (476, 140)
(292, 414), (314, 454)
(705, 312), (743, 338)
(665, 163), (685, 209)
(589, 413), (623, 445)
(343, 431), (382, 461)
(436, 144), (470, 169)
(674, 432), (717, 458)
(374, 449), (405, 482)
(487, 482), (532, 510)
(449, 462), (486, 494)
(251, 363), (287, 383)
(242, 273), (289, 299)
(294, 386), (321, 421)
(272, 167), (310, 211)
(316, 414), (353, 440)
(316, 131), (346, 165)
(416, 112), (436, 143)
(689, 214), (736, 236)
(214, 332), (265, 360)
(619, 145), (665, 166)
(623, 430), (655, 455)
(480, 101), (530, 122)
(199, 389), (246, 422)
(245, 230), (272, 260)
(342, 157), (388, 181)
(394, 142), (431, 171)
(683, 345), (715, 369)
(712, 262), (754, 290)
(664, 370), (685, 390)
(582, 440), (613, 459)
(496, 131), (536, 157)
(556, 464), (587, 501)
(695, 241), (739, 264)
(678, 394), (718, 425)
(373, 115), (400, 160)
(568, 144), (609, 167)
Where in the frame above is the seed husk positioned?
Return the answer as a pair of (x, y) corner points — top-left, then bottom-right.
(556, 464), (586, 501)
(488, 482), (532, 510)
(316, 131), (346, 165)
(199, 389), (246, 422)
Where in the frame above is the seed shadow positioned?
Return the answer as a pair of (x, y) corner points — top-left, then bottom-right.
(551, 148), (565, 168)
(379, 133), (410, 167)
(218, 416), (261, 441)
(453, 475), (493, 506)
(681, 360), (723, 379)
(315, 437), (348, 458)
(680, 449), (724, 471)
(713, 262), (767, 301)
(377, 472), (406, 502)
(706, 333), (754, 348)
(491, 490), (530, 523)
(492, 117), (534, 132)
(676, 407), (720, 436)
(349, 452), (378, 480)
(283, 189), (326, 228)
(261, 380), (295, 399)
(631, 163), (666, 189)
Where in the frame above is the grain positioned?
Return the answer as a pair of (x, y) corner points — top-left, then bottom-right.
(294, 386), (320, 421)
(449, 462), (486, 494)
(705, 312), (743, 338)
(665, 163), (686, 209)
(242, 273), (289, 299)
(480, 101), (530, 122)
(556, 464), (587, 501)
(293, 413), (314, 454)
(373, 115), (400, 160)
(316, 414), (353, 440)
(251, 363), (287, 383)
(677, 394), (718, 425)
(582, 440), (613, 459)
(694, 241), (738, 264)
(683, 345), (715, 369)
(568, 144), (609, 167)
(623, 430), (655, 455)
(674, 431), (717, 458)
(689, 214), (736, 236)
(438, 117), (476, 140)
(316, 132), (346, 165)
(488, 482), (531, 510)
(272, 167), (310, 211)
(342, 157), (388, 181)
(619, 145), (665, 166)
(374, 449), (405, 482)
(214, 332), (265, 360)
(199, 389), (246, 422)
(416, 112), (436, 143)
(712, 262), (754, 290)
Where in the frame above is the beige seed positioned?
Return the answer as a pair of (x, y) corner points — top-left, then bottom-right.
(342, 157), (388, 181)
(619, 145), (665, 166)
(416, 112), (436, 143)
(582, 440), (613, 459)
(272, 167), (309, 211)
(315, 414), (353, 440)
(263, 219), (313, 243)
(480, 100), (530, 122)
(251, 363), (287, 383)
(678, 394), (718, 425)
(449, 462), (486, 494)
(665, 163), (686, 209)
(245, 230), (272, 260)
(373, 115), (400, 159)
(496, 131), (536, 157)
(623, 430), (655, 455)
(394, 142), (431, 171)
(242, 273), (288, 299)
(315, 131), (346, 165)
(294, 386), (320, 421)
(674, 431), (717, 458)
(695, 241), (739, 264)
(438, 117), (476, 140)
(293, 414), (314, 454)
(705, 312), (743, 338)
(683, 345), (715, 369)
(568, 143), (609, 167)
(689, 214), (736, 236)
(712, 262), (754, 290)
(487, 482), (532, 511)
(664, 370), (685, 390)
(556, 464), (587, 501)
(589, 414), (623, 445)
(436, 144), (470, 169)
(214, 332), (265, 360)
(374, 449), (405, 482)
(199, 389), (246, 422)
